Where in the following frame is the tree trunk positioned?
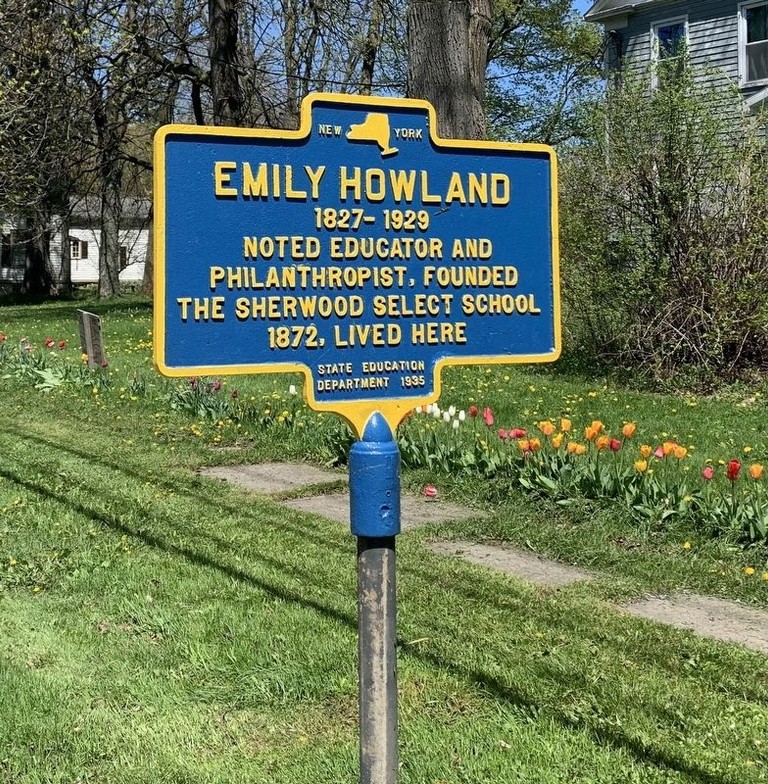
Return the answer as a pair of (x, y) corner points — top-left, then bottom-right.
(407, 0), (491, 140)
(142, 205), (154, 296)
(99, 161), (123, 298)
(209, 0), (243, 125)
(21, 216), (52, 297)
(58, 213), (72, 297)
(360, 0), (384, 95)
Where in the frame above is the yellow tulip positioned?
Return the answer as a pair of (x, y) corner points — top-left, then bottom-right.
(634, 459), (648, 473)
(551, 433), (564, 449)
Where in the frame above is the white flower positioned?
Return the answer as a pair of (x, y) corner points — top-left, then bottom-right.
(458, 410), (466, 422)
(288, 384), (297, 395)
(452, 419), (460, 430)
(432, 406), (442, 418)
(442, 411), (451, 422)
(448, 405), (456, 417)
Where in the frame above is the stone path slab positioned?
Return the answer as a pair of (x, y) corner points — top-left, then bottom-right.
(200, 463), (344, 495)
(428, 540), (592, 587)
(620, 593), (768, 654)
(283, 494), (481, 531)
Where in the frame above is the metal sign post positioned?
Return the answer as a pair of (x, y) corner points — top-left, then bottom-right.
(153, 92), (560, 783)
(351, 413), (399, 782)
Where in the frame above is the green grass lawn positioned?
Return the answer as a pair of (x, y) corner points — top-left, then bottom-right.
(1, 296), (767, 783)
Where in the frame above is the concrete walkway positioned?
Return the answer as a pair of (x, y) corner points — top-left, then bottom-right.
(200, 461), (768, 655)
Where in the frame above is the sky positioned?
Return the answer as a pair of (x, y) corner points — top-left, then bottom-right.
(573, 0), (594, 16)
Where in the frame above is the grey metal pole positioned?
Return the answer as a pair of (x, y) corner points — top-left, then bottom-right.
(357, 535), (398, 784)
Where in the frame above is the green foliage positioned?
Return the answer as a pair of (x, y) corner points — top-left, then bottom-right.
(560, 60), (768, 387)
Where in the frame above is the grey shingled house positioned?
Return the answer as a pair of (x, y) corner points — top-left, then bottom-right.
(585, 0), (768, 113)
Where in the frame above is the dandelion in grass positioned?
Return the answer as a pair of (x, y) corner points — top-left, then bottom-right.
(744, 566), (756, 576)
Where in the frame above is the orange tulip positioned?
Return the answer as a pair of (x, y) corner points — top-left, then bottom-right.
(538, 421), (555, 437)
(517, 439), (530, 453)
(673, 445), (688, 460)
(575, 443), (587, 456)
(551, 433), (564, 449)
(640, 444), (652, 458)
(591, 420), (604, 434)
(560, 418), (572, 432)
(622, 423), (637, 438)
(749, 463), (764, 480)
(662, 441), (676, 457)
(529, 438), (542, 452)
(584, 426), (598, 441)
(596, 435), (610, 451)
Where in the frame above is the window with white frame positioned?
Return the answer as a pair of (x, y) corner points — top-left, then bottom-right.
(651, 17), (688, 87)
(69, 238), (88, 261)
(740, 2), (768, 85)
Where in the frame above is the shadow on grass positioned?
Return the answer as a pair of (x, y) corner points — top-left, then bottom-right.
(0, 457), (751, 784)
(0, 295), (151, 321)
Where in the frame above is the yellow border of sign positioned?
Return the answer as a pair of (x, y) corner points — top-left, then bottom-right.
(153, 92), (561, 438)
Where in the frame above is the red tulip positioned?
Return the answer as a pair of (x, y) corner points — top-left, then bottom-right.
(609, 438), (622, 452)
(44, 337), (55, 348)
(727, 460), (742, 482)
(423, 485), (438, 499)
(468, 405), (478, 418)
(498, 428), (509, 440)
(510, 428), (527, 439)
(58, 340), (66, 350)
(482, 407), (494, 427)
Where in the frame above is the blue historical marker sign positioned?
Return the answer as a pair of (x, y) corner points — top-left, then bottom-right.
(154, 93), (560, 436)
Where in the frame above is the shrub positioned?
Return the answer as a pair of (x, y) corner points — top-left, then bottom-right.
(560, 60), (768, 387)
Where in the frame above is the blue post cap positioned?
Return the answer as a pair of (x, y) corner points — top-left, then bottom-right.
(349, 413), (401, 537)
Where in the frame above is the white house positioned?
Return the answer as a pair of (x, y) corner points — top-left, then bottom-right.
(585, 0), (768, 114)
(1, 196), (150, 289)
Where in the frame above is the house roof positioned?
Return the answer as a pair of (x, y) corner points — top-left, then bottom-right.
(584, 0), (667, 22)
